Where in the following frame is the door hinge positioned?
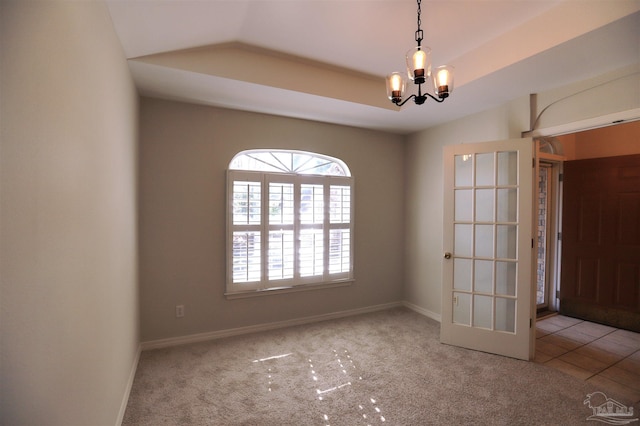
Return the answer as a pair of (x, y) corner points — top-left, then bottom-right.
(556, 290), (560, 299)
(559, 173), (563, 182)
(532, 158), (535, 168)
(530, 318), (533, 328)
(557, 232), (562, 241)
(531, 238), (534, 248)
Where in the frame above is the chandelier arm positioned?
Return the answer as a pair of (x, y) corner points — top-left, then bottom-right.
(423, 92), (447, 103)
(392, 92), (447, 108)
(393, 94), (417, 107)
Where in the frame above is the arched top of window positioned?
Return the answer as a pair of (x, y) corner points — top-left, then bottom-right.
(229, 149), (351, 177)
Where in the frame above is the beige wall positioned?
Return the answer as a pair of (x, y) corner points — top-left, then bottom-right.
(404, 66), (639, 318)
(558, 120), (640, 160)
(0, 1), (139, 425)
(138, 98), (404, 341)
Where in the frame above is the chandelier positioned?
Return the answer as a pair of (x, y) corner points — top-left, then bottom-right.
(386, 0), (454, 106)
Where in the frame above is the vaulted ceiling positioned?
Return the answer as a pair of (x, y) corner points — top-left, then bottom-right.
(105, 0), (640, 135)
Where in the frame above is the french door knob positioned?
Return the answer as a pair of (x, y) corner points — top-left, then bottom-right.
(444, 252), (452, 259)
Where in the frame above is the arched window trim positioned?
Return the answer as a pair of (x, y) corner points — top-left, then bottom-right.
(229, 149), (351, 177)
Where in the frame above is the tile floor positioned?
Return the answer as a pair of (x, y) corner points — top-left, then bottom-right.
(535, 314), (640, 404)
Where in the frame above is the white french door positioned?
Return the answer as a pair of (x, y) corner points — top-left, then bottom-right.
(440, 138), (534, 361)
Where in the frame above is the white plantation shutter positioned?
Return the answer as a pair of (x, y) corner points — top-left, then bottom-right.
(228, 173), (263, 291)
(267, 177), (295, 283)
(299, 181), (324, 280)
(227, 151), (353, 296)
(329, 184), (351, 276)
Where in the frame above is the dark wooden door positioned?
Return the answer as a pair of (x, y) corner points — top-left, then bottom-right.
(560, 154), (640, 332)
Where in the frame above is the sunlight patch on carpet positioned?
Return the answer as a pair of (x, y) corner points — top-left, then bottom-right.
(252, 353), (293, 363)
(251, 347), (388, 424)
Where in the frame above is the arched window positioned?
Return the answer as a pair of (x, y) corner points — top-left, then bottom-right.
(227, 150), (354, 296)
(230, 149), (350, 176)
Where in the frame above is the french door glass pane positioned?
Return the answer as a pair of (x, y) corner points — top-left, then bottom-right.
(496, 261), (517, 296)
(475, 224), (493, 257)
(475, 153), (494, 186)
(497, 151), (518, 186)
(453, 258), (472, 291)
(455, 155), (473, 186)
(496, 225), (517, 259)
(474, 260), (493, 293)
(495, 297), (516, 332)
(455, 189), (473, 221)
(475, 188), (494, 222)
(455, 224), (473, 257)
(453, 292), (471, 325)
(497, 188), (518, 222)
(473, 295), (493, 328)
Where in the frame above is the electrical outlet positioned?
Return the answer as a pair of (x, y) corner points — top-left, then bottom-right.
(175, 304), (185, 318)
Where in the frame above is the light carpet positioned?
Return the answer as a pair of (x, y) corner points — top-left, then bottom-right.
(123, 308), (639, 425)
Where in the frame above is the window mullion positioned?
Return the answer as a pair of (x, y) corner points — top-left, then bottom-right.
(323, 182), (330, 281)
(260, 175), (268, 290)
(294, 177), (301, 282)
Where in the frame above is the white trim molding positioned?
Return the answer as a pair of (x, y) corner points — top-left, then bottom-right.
(116, 344), (142, 426)
(523, 108), (640, 138)
(402, 301), (441, 323)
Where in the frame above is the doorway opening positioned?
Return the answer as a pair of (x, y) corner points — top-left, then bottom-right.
(533, 120), (640, 330)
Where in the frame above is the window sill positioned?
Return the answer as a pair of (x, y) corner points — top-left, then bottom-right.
(225, 279), (354, 300)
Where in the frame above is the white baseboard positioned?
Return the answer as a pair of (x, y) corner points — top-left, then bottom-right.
(402, 301), (441, 323)
(116, 344), (141, 426)
(141, 302), (404, 351)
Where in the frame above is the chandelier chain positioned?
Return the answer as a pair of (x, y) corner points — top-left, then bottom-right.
(415, 0), (423, 45)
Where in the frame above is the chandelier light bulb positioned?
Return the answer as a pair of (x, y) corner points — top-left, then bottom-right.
(390, 73), (403, 91)
(413, 49), (427, 77)
(386, 72), (406, 103)
(433, 65), (454, 99)
(435, 67), (449, 87)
